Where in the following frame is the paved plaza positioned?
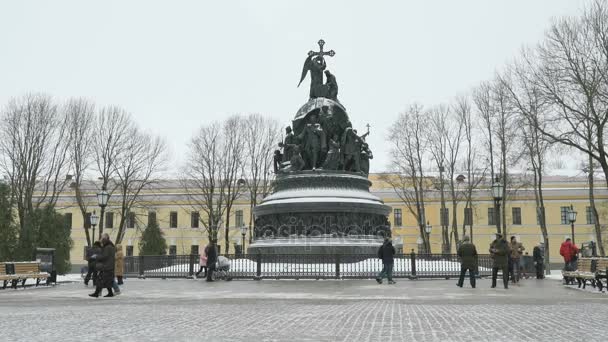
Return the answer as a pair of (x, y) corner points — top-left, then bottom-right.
(1, 276), (607, 342)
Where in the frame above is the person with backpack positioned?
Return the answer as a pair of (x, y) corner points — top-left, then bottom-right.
(560, 238), (579, 271)
(375, 237), (396, 285)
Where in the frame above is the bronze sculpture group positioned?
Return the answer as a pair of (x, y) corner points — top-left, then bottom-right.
(274, 40), (373, 175)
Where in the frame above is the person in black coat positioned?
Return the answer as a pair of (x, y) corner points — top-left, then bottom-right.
(84, 241), (102, 286)
(375, 237), (396, 284)
(533, 242), (545, 279)
(89, 233), (116, 298)
(205, 240), (218, 282)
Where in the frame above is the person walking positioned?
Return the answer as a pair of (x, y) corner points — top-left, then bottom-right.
(84, 241), (102, 286)
(205, 240), (218, 282)
(195, 247), (207, 279)
(89, 233), (116, 298)
(490, 234), (510, 289)
(533, 242), (544, 279)
(456, 235), (478, 288)
(509, 236), (525, 284)
(560, 238), (579, 271)
(115, 244), (124, 285)
(375, 237), (396, 285)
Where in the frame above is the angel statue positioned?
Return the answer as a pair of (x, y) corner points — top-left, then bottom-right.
(297, 39), (338, 100)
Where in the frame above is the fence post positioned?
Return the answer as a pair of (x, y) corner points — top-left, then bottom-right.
(188, 254), (195, 277)
(410, 249), (417, 279)
(335, 254), (341, 279)
(138, 255), (145, 279)
(255, 253), (262, 280)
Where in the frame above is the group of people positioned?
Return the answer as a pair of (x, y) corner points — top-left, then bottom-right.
(275, 118), (373, 174)
(194, 240), (218, 282)
(374, 234), (547, 288)
(84, 233), (124, 298)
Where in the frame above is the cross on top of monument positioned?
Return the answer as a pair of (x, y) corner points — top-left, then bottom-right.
(308, 39), (335, 58)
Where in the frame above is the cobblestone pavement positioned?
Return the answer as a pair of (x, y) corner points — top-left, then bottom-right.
(1, 277), (607, 342)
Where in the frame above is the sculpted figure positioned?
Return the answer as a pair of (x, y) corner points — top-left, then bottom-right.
(297, 114), (326, 169)
(341, 127), (361, 172)
(278, 126), (298, 162)
(360, 142), (373, 175)
(273, 150), (283, 173)
(322, 135), (341, 170)
(324, 70), (338, 101)
(286, 146), (305, 172)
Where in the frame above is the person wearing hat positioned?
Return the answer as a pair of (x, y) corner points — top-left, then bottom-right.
(489, 233), (510, 289)
(457, 235), (478, 288)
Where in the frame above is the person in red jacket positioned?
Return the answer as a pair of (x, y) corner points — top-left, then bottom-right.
(559, 238), (579, 271)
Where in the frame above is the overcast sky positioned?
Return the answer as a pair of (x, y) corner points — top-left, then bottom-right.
(0, 0), (585, 175)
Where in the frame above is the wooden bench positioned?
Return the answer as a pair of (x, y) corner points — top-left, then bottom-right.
(595, 258), (608, 291)
(0, 262), (18, 289)
(573, 258), (597, 289)
(11, 262), (50, 288)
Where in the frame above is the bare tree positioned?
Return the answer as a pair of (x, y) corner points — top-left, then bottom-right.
(93, 106), (132, 239)
(526, 1), (608, 188)
(445, 99), (466, 246)
(244, 114), (281, 244)
(113, 127), (167, 245)
(0, 93), (72, 245)
(501, 61), (555, 270)
(427, 105), (451, 253)
(382, 104), (431, 252)
(65, 98), (95, 246)
(181, 117), (246, 253)
(457, 94), (487, 242)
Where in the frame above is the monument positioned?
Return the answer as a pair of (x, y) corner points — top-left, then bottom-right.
(249, 40), (391, 255)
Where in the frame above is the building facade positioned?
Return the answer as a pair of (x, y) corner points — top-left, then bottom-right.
(56, 174), (608, 267)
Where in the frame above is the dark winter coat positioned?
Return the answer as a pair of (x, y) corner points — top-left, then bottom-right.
(87, 246), (102, 270)
(378, 241), (396, 265)
(457, 242), (478, 269)
(533, 246), (543, 262)
(94, 241), (116, 288)
(205, 244), (218, 267)
(489, 239), (509, 268)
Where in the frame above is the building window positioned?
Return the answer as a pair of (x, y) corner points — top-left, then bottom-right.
(191, 245), (199, 255)
(440, 208), (449, 227)
(560, 206), (569, 224)
(512, 207), (522, 225)
(169, 245), (177, 255)
(127, 212), (136, 228)
(126, 246), (133, 257)
(191, 211), (200, 228)
(235, 210), (244, 227)
(170, 211), (178, 228)
(488, 207), (495, 226)
(464, 208), (472, 226)
(84, 212), (92, 229)
(65, 213), (73, 230)
(148, 211), (157, 227)
(393, 209), (402, 227)
(586, 206), (596, 225)
(105, 212), (114, 229)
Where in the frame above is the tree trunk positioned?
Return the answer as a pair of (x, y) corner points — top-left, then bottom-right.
(588, 156), (605, 256)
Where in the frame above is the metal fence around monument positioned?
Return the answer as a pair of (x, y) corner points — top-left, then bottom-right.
(123, 253), (494, 280)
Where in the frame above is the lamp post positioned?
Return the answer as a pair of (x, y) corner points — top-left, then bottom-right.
(425, 221), (432, 254)
(96, 186), (109, 240)
(90, 211), (99, 242)
(491, 177), (504, 235)
(568, 204), (578, 245)
(240, 225), (247, 255)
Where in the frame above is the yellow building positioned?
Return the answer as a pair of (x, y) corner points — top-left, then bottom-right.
(56, 174), (607, 267)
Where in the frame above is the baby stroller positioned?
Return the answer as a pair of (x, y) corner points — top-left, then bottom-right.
(212, 256), (232, 281)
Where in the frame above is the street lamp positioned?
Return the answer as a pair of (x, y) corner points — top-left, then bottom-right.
(568, 204), (578, 245)
(96, 186), (109, 239)
(425, 221), (432, 253)
(491, 177), (504, 234)
(240, 225), (247, 255)
(90, 211), (99, 242)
